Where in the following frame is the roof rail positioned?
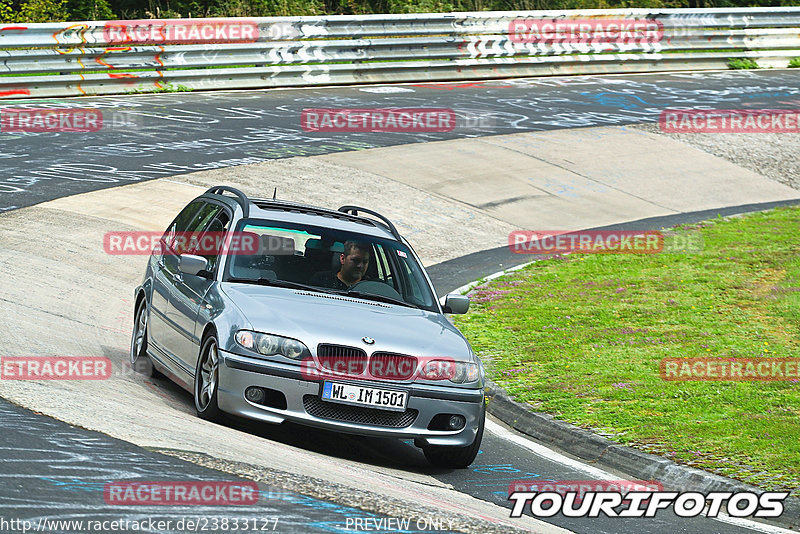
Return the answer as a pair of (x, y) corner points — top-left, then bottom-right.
(338, 205), (401, 240)
(205, 186), (250, 218)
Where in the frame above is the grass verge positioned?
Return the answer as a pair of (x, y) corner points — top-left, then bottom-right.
(728, 58), (760, 70)
(454, 207), (800, 495)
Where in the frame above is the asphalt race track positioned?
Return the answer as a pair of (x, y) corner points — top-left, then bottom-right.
(0, 398), (415, 534)
(1, 70), (799, 211)
(1, 69), (799, 534)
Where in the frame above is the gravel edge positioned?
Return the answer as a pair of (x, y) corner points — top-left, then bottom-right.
(632, 123), (800, 191)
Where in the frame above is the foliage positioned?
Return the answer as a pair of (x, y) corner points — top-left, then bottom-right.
(728, 57), (760, 69)
(0, 0), (14, 21)
(127, 83), (194, 93)
(66, 0), (114, 20)
(3, 0), (69, 22)
(0, 0), (795, 22)
(789, 57), (800, 68)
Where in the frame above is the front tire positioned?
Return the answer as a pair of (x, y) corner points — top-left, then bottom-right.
(195, 334), (223, 422)
(423, 401), (485, 469)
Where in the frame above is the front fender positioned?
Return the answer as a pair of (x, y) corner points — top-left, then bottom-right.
(195, 284), (252, 355)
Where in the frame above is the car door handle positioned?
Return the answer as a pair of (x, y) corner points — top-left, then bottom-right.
(172, 273), (183, 283)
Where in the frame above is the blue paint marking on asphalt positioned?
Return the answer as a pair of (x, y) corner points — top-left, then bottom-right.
(40, 477), (107, 492)
(743, 91), (796, 99)
(470, 464), (526, 473)
(580, 92), (655, 109)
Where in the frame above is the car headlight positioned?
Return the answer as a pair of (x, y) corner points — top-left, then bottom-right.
(451, 361), (481, 384)
(235, 330), (309, 361)
(418, 359), (480, 384)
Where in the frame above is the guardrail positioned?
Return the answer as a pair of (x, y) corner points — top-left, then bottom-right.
(1, 8), (799, 98)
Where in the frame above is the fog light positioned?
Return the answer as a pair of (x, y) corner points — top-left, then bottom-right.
(448, 415), (466, 430)
(245, 387), (265, 403)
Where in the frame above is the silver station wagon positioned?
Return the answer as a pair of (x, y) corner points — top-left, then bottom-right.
(131, 186), (485, 468)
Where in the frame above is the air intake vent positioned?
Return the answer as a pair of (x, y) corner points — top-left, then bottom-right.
(294, 292), (390, 308)
(303, 395), (418, 428)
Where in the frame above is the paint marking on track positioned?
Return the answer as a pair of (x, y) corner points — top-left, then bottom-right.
(486, 420), (796, 534)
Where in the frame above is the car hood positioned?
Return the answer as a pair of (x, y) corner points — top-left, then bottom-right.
(221, 283), (472, 359)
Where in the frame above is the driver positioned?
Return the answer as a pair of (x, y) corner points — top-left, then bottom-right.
(310, 240), (371, 290)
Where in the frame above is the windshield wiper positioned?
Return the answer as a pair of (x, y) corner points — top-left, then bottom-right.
(226, 277), (335, 294)
(339, 290), (419, 309)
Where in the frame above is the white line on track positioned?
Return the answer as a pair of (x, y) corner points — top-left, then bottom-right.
(486, 420), (795, 534)
(162, 179), (205, 188)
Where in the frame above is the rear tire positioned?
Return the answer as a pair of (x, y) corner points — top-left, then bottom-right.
(130, 299), (158, 377)
(195, 334), (224, 422)
(423, 401), (485, 469)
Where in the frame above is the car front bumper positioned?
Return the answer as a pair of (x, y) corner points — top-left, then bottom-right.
(217, 349), (485, 447)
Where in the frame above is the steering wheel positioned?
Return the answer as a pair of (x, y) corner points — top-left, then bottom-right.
(348, 280), (403, 301)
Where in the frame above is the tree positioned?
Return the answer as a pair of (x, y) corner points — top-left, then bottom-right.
(7, 0), (71, 22)
(67, 0), (115, 20)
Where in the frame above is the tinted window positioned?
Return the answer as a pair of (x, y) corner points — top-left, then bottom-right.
(192, 209), (231, 273)
(162, 200), (203, 254)
(187, 203), (223, 234)
(223, 219), (437, 312)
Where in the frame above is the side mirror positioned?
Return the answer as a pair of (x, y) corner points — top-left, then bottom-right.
(442, 293), (470, 314)
(179, 254), (209, 277)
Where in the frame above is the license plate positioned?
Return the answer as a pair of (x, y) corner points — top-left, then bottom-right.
(321, 381), (408, 412)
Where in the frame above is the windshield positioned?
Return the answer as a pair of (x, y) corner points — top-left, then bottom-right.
(222, 218), (439, 312)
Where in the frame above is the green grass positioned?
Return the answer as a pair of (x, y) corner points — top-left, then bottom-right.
(455, 207), (800, 495)
(125, 83), (193, 94)
(789, 57), (800, 69)
(728, 58), (760, 70)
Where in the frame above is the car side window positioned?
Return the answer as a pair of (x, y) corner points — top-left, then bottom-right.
(162, 200), (203, 255)
(372, 243), (400, 292)
(193, 210), (231, 273)
(187, 203), (223, 235)
(401, 260), (423, 302)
